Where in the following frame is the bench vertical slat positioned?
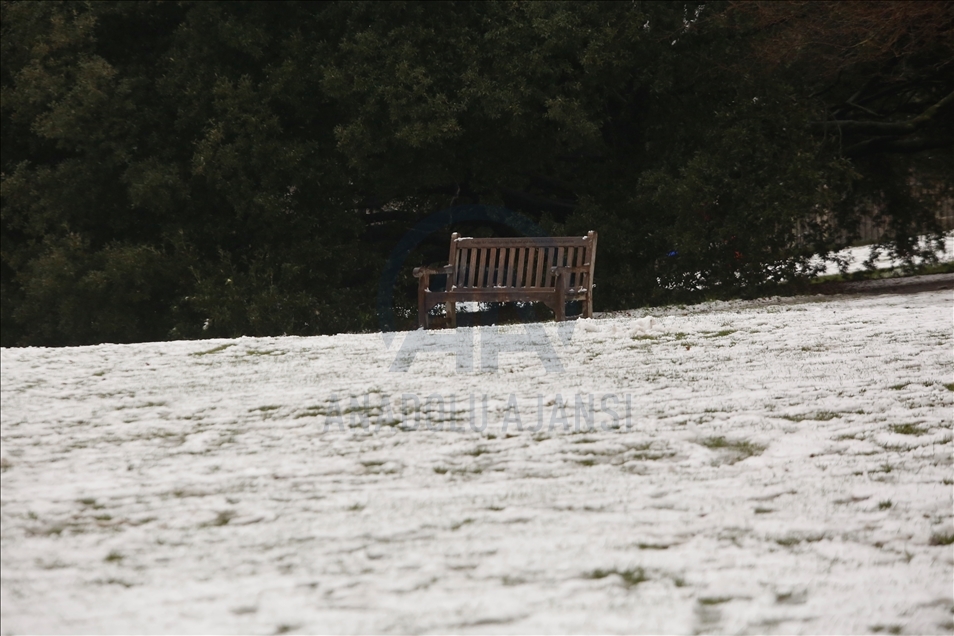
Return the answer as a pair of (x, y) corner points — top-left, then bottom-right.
(543, 247), (552, 287)
(477, 247), (489, 288)
(579, 237), (587, 311)
(454, 248), (462, 288)
(568, 246), (577, 288)
(586, 240), (593, 287)
(528, 247), (537, 287)
(503, 247), (512, 287)
(467, 248), (476, 288)
(476, 249), (482, 286)
(580, 245), (588, 287)
(499, 247), (507, 286)
(564, 246), (572, 288)
(448, 233), (459, 290)
(516, 248), (525, 287)
(497, 248), (506, 287)
(586, 231), (597, 317)
(446, 233), (460, 325)
(488, 248), (497, 287)
(472, 248), (481, 287)
(578, 245), (587, 290)
(551, 247), (565, 288)
(493, 248), (502, 287)
(501, 248), (510, 287)
(531, 247), (542, 287)
(582, 244), (590, 285)
(455, 248), (466, 288)
(504, 247), (514, 287)
(467, 248), (478, 288)
(572, 245), (586, 288)
(512, 248), (519, 287)
(514, 247), (530, 288)
(529, 247), (540, 287)
(516, 246), (527, 288)
(545, 247), (557, 287)
(539, 247), (549, 287)
(502, 248), (508, 286)
(476, 248), (485, 288)
(498, 247), (507, 287)
(459, 248), (467, 287)
(473, 248), (481, 287)
(572, 247), (578, 302)
(492, 248), (501, 287)
(566, 246), (572, 286)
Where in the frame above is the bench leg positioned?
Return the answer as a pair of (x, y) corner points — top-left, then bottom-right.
(418, 279), (429, 329)
(555, 272), (566, 321)
(447, 301), (457, 328)
(585, 289), (594, 319)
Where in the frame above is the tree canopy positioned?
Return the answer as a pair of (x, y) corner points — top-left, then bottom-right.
(2, 1), (951, 346)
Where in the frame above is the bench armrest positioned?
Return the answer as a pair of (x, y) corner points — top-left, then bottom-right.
(413, 265), (454, 278)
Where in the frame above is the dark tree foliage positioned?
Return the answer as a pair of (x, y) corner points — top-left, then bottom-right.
(2, 1), (373, 345)
(729, 1), (954, 264)
(2, 1), (950, 346)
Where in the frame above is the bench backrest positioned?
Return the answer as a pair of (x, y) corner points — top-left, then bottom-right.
(448, 231), (597, 291)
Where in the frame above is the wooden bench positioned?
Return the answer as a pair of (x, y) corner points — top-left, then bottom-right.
(413, 231), (598, 328)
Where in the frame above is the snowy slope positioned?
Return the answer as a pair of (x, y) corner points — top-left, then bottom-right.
(1, 290), (952, 634)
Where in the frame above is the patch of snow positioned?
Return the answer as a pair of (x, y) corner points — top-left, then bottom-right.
(817, 231), (954, 276)
(630, 315), (658, 336)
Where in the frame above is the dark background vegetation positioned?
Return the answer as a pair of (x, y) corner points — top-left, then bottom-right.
(2, 1), (952, 346)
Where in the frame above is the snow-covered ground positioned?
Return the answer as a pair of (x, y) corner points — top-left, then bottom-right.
(1, 289), (952, 634)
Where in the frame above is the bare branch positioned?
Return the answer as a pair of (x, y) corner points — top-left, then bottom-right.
(813, 90), (954, 136)
(845, 135), (953, 157)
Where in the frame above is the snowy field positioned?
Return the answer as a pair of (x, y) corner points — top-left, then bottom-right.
(2, 288), (953, 634)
